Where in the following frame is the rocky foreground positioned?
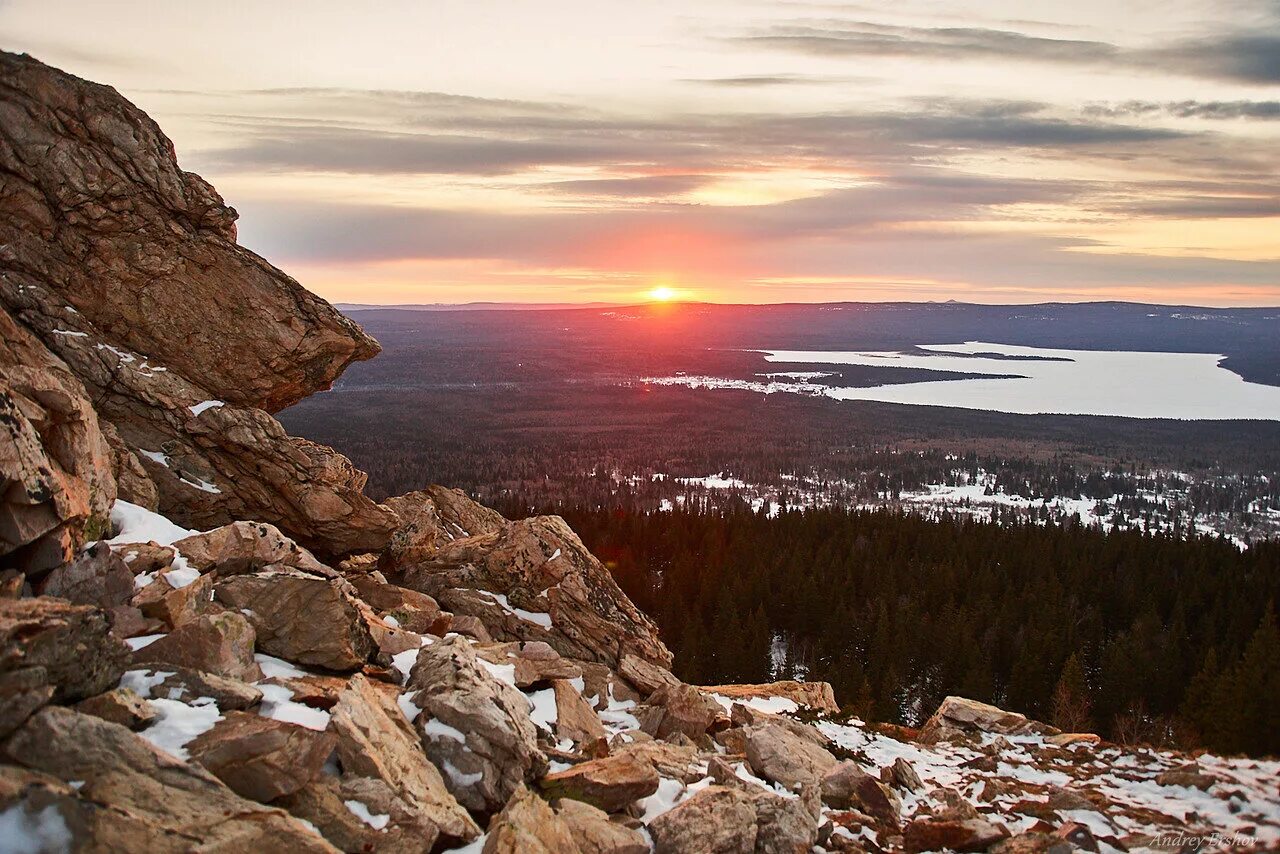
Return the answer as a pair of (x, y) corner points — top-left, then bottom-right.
(1, 50), (1278, 853)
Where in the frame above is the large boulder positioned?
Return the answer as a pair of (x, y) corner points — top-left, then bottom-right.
(743, 722), (839, 791)
(699, 681), (839, 714)
(0, 305), (115, 574)
(636, 683), (725, 741)
(35, 541), (134, 608)
(0, 51), (397, 557)
(648, 785), (758, 854)
(186, 711), (338, 803)
(405, 635), (547, 813)
(215, 570), (375, 671)
(2, 706), (336, 851)
(0, 596), (130, 736)
(399, 515), (671, 669)
(554, 798), (649, 854)
(381, 486), (506, 570)
(918, 696), (1059, 744)
(328, 673), (479, 848)
(132, 611), (262, 682)
(484, 786), (581, 854)
(540, 751), (660, 812)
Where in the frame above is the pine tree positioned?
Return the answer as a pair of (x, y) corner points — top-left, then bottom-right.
(1051, 653), (1093, 733)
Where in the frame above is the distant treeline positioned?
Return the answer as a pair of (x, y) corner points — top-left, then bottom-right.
(525, 504), (1279, 757)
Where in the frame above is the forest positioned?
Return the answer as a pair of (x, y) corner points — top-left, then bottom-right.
(534, 504), (1280, 757)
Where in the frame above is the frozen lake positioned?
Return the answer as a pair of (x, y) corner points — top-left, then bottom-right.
(755, 342), (1280, 420)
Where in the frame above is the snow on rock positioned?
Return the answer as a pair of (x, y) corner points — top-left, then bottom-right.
(138, 697), (222, 761)
(106, 501), (196, 547)
(257, 683), (331, 731)
(188, 399), (224, 416)
(474, 590), (553, 629)
(343, 799), (390, 830)
(0, 803), (73, 851)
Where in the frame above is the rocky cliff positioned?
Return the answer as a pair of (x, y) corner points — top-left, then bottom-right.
(0, 52), (1276, 853)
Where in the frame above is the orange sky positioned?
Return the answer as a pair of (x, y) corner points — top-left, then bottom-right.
(5, 0), (1280, 306)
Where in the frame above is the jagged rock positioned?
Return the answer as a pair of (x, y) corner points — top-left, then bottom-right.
(821, 762), (900, 826)
(132, 611), (262, 682)
(554, 798), (649, 854)
(0, 53), (396, 559)
(580, 661), (642, 711)
(278, 773), (424, 854)
(215, 570), (374, 671)
(637, 683), (725, 740)
(744, 722), (838, 791)
(541, 751), (660, 812)
(886, 757), (924, 792)
(75, 687), (157, 729)
(3, 706), (335, 851)
(0, 305), (115, 574)
(729, 702), (831, 748)
(146, 665), (263, 710)
(918, 696), (1058, 744)
(328, 673), (479, 847)
(708, 757), (823, 852)
(613, 740), (702, 782)
(699, 681), (839, 714)
(108, 604), (166, 639)
(134, 570), (215, 629)
(904, 817), (1011, 853)
(484, 786), (581, 854)
(0, 596), (129, 738)
(648, 785), (758, 854)
(397, 515), (670, 669)
(619, 653), (681, 697)
(990, 833), (1076, 854)
(553, 677), (608, 744)
(35, 541), (134, 608)
(116, 542), (178, 576)
(475, 640), (584, 688)
(406, 635), (547, 813)
(381, 486), (505, 570)
(347, 573), (443, 633)
(186, 710), (337, 802)
(174, 521), (333, 577)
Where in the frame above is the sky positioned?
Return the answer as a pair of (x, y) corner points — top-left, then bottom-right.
(5, 0), (1280, 306)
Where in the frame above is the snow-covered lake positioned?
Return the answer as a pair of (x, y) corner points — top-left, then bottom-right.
(641, 341), (1280, 420)
(758, 342), (1280, 420)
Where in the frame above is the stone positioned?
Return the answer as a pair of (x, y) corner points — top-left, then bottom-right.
(186, 711), (337, 803)
(132, 611), (262, 682)
(329, 673), (479, 847)
(648, 785), (758, 854)
(145, 665), (264, 710)
(174, 521), (332, 577)
(821, 761), (901, 826)
(554, 798), (649, 854)
(887, 757), (924, 792)
(619, 653), (681, 697)
(35, 541), (134, 608)
(75, 687), (157, 729)
(553, 677), (608, 744)
(398, 515), (670, 669)
(918, 696), (1058, 744)
(541, 751), (661, 812)
(0, 305), (115, 575)
(406, 635), (547, 813)
(484, 786), (581, 854)
(115, 542), (178, 575)
(990, 833), (1076, 854)
(1156, 766), (1216, 790)
(134, 571), (215, 629)
(381, 487), (506, 571)
(744, 722), (839, 791)
(347, 573), (444, 631)
(904, 818), (1011, 853)
(0, 596), (130, 736)
(1056, 821), (1099, 852)
(3, 706), (335, 851)
(215, 570), (374, 671)
(699, 681), (839, 714)
(637, 683), (725, 740)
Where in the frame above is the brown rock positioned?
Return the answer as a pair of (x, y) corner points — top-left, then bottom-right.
(619, 653), (682, 697)
(637, 683), (725, 740)
(554, 798), (649, 854)
(821, 761), (901, 826)
(615, 740), (703, 783)
(406, 635), (547, 813)
(904, 818), (1010, 853)
(174, 521), (332, 576)
(398, 515), (670, 669)
(744, 722), (838, 791)
(648, 785), (758, 854)
(3, 706), (335, 851)
(381, 487), (505, 570)
(699, 681), (839, 714)
(1155, 766), (1216, 790)
(75, 687), (157, 729)
(36, 541), (134, 608)
(541, 751), (661, 812)
(278, 773), (424, 854)
(329, 673), (479, 847)
(990, 832), (1076, 854)
(187, 710), (337, 802)
(0, 596), (129, 737)
(887, 757), (924, 792)
(215, 570), (374, 671)
(148, 666), (264, 710)
(484, 786), (581, 854)
(552, 677), (608, 745)
(115, 542), (178, 576)
(918, 696), (1058, 744)
(134, 570), (215, 629)
(0, 305), (115, 574)
(132, 611), (262, 682)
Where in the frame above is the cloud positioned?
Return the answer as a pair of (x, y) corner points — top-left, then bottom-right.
(680, 73), (862, 87)
(1086, 100), (1280, 120)
(533, 174), (715, 197)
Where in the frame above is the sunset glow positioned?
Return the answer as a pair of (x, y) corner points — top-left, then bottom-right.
(648, 286), (677, 302)
(8, 0), (1277, 306)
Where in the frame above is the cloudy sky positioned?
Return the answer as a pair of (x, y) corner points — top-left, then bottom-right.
(6, 0), (1280, 305)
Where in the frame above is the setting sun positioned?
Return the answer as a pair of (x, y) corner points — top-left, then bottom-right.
(648, 286), (677, 302)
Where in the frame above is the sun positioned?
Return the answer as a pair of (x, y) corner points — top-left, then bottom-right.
(647, 286), (676, 302)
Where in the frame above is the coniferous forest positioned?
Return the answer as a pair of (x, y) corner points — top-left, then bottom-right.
(539, 505), (1280, 756)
